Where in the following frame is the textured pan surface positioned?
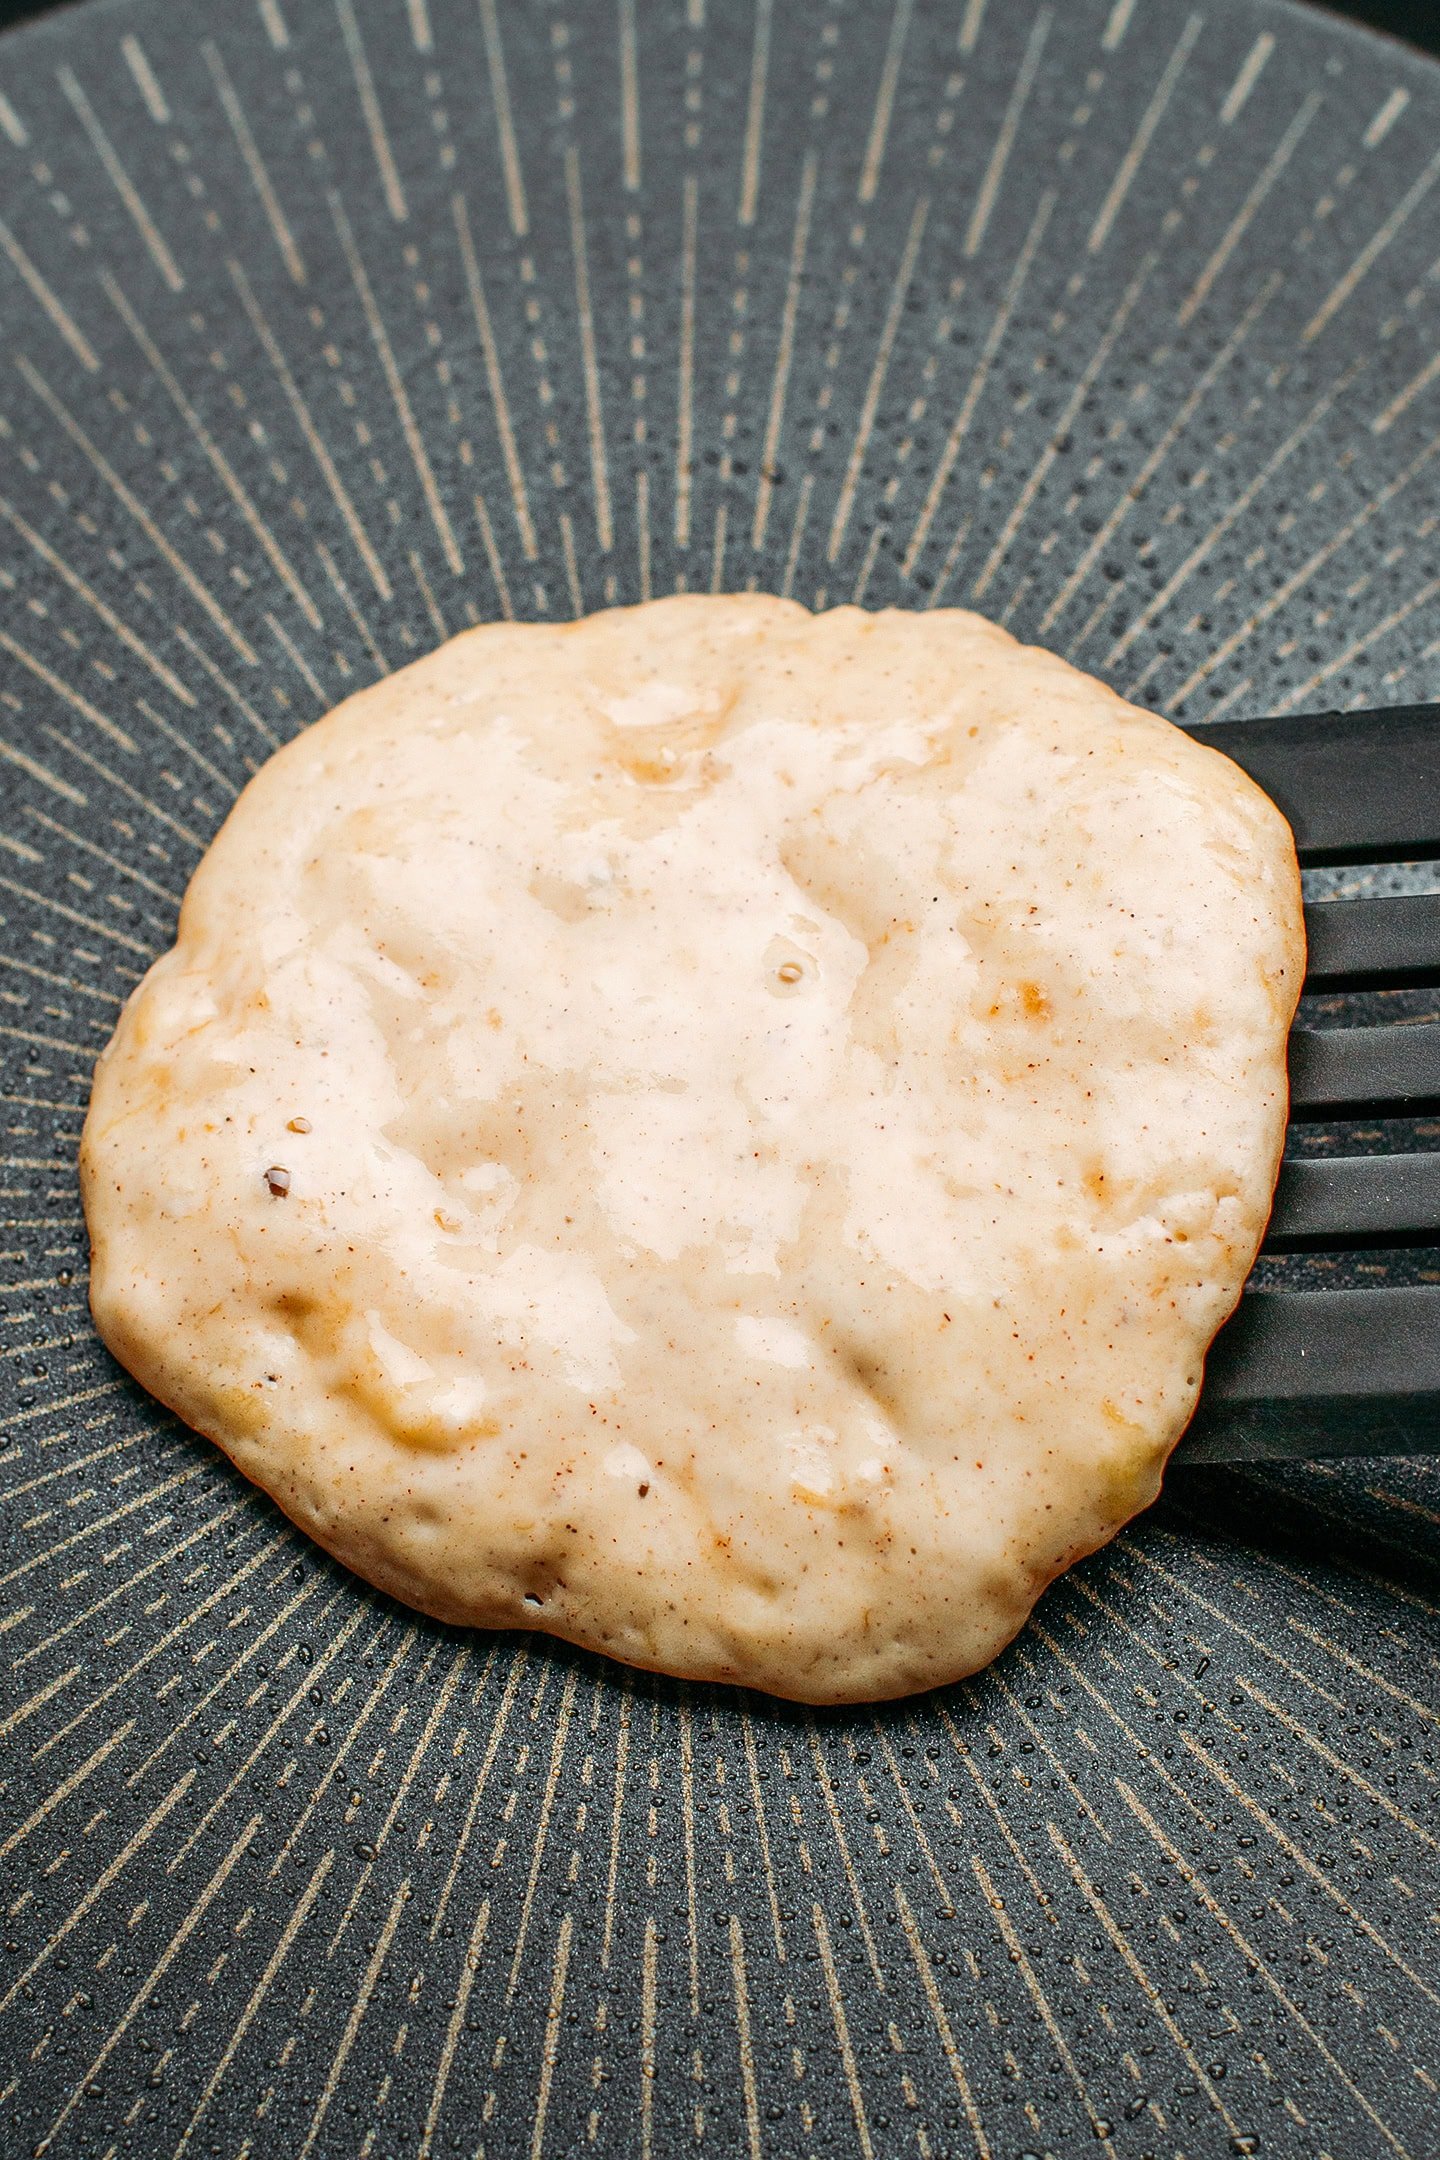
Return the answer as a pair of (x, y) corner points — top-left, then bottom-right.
(0, 0), (1437, 2154)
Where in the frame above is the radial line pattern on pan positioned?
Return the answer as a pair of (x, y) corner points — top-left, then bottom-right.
(0, 1), (1437, 2154)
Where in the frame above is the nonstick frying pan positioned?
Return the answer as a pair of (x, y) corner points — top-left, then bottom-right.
(1, 1), (1438, 2154)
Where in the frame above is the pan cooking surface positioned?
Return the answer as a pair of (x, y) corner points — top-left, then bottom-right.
(1, 0), (1437, 2153)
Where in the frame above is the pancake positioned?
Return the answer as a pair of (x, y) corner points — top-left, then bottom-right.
(80, 597), (1303, 1702)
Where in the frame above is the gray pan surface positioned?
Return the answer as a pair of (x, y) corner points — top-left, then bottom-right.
(0, 0), (1437, 2154)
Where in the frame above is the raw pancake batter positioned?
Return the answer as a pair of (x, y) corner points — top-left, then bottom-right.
(81, 598), (1303, 1702)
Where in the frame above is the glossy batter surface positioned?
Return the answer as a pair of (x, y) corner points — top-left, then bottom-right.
(81, 598), (1302, 1701)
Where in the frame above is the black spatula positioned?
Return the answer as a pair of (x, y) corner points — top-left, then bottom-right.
(1175, 705), (1439, 1461)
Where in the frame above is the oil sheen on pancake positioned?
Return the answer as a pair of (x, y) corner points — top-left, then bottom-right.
(81, 598), (1303, 1703)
